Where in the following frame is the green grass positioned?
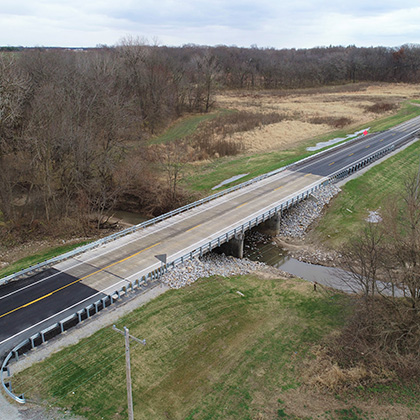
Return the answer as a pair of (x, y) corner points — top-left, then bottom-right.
(150, 109), (233, 144)
(183, 101), (420, 194)
(367, 101), (420, 132)
(13, 275), (349, 420)
(314, 140), (420, 247)
(0, 240), (91, 279)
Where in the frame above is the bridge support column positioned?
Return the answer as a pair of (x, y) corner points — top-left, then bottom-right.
(256, 212), (281, 236)
(216, 233), (244, 259)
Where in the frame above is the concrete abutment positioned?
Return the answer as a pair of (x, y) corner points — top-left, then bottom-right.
(215, 233), (244, 259)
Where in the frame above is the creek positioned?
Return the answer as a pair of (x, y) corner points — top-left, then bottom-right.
(244, 240), (355, 293)
(112, 210), (149, 226)
(114, 210), (355, 293)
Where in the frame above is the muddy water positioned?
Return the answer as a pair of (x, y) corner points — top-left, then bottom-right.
(112, 210), (148, 226)
(245, 241), (354, 293)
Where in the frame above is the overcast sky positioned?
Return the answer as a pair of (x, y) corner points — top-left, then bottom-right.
(2, 0), (420, 49)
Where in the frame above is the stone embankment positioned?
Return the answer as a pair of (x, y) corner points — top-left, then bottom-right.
(276, 184), (341, 266)
(278, 184), (340, 238)
(160, 253), (266, 289)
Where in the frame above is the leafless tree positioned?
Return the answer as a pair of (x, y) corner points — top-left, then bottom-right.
(341, 223), (384, 304)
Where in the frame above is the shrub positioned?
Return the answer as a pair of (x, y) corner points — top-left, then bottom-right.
(309, 115), (353, 128)
(365, 102), (398, 113)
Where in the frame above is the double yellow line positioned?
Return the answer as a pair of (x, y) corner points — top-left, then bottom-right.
(0, 242), (161, 319)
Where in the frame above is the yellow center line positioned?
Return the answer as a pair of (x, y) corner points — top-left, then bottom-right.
(186, 224), (202, 232)
(365, 145), (370, 148)
(380, 139), (384, 142)
(329, 162), (335, 166)
(236, 202), (248, 209)
(274, 185), (284, 191)
(0, 242), (161, 319)
(304, 173), (312, 177)
(348, 153), (354, 157)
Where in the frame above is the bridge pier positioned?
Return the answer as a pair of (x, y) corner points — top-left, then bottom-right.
(216, 233), (244, 259)
(256, 212), (281, 236)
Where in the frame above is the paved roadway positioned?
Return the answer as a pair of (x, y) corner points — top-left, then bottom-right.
(1, 117), (420, 356)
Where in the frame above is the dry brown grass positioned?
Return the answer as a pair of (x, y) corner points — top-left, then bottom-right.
(215, 83), (420, 153)
(301, 344), (396, 393)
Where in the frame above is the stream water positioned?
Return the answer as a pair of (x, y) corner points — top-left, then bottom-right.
(244, 240), (355, 293)
(114, 210), (355, 293)
(112, 210), (148, 226)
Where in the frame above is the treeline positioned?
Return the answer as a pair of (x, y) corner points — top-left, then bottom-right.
(211, 44), (420, 88)
(0, 42), (219, 237)
(1, 42), (420, 238)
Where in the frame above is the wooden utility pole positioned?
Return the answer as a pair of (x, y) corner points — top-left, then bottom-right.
(416, 153), (420, 200)
(112, 325), (146, 420)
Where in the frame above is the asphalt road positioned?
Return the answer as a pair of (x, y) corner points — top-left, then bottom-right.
(1, 116), (419, 356)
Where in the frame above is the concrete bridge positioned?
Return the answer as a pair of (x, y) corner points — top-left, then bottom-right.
(1, 116), (420, 402)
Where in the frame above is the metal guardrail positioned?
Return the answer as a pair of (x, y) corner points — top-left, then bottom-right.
(0, 137), (405, 404)
(0, 130), (373, 287)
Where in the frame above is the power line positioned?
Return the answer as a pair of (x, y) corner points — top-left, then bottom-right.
(112, 325), (146, 420)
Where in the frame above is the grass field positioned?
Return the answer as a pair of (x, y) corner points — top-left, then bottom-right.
(12, 274), (352, 420)
(313, 140), (420, 248)
(184, 101), (420, 194)
(12, 273), (420, 419)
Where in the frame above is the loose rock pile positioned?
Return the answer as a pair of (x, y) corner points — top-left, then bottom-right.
(278, 184), (340, 238)
(160, 252), (266, 289)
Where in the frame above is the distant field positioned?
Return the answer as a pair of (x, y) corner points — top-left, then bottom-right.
(313, 140), (420, 248)
(185, 100), (420, 194)
(12, 273), (419, 419)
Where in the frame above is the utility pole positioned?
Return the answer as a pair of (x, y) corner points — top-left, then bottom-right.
(416, 153), (420, 200)
(112, 325), (146, 420)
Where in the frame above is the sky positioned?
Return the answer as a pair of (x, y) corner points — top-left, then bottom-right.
(1, 0), (420, 49)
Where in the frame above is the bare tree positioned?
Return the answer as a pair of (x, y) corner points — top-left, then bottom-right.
(341, 223), (384, 303)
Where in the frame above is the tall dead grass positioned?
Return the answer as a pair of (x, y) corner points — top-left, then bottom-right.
(308, 115), (353, 128)
(303, 299), (420, 393)
(188, 111), (288, 159)
(365, 102), (398, 113)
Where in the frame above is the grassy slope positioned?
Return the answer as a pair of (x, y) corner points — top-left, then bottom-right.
(0, 241), (91, 279)
(314, 140), (420, 248)
(150, 109), (233, 144)
(13, 275), (354, 420)
(184, 101), (420, 194)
